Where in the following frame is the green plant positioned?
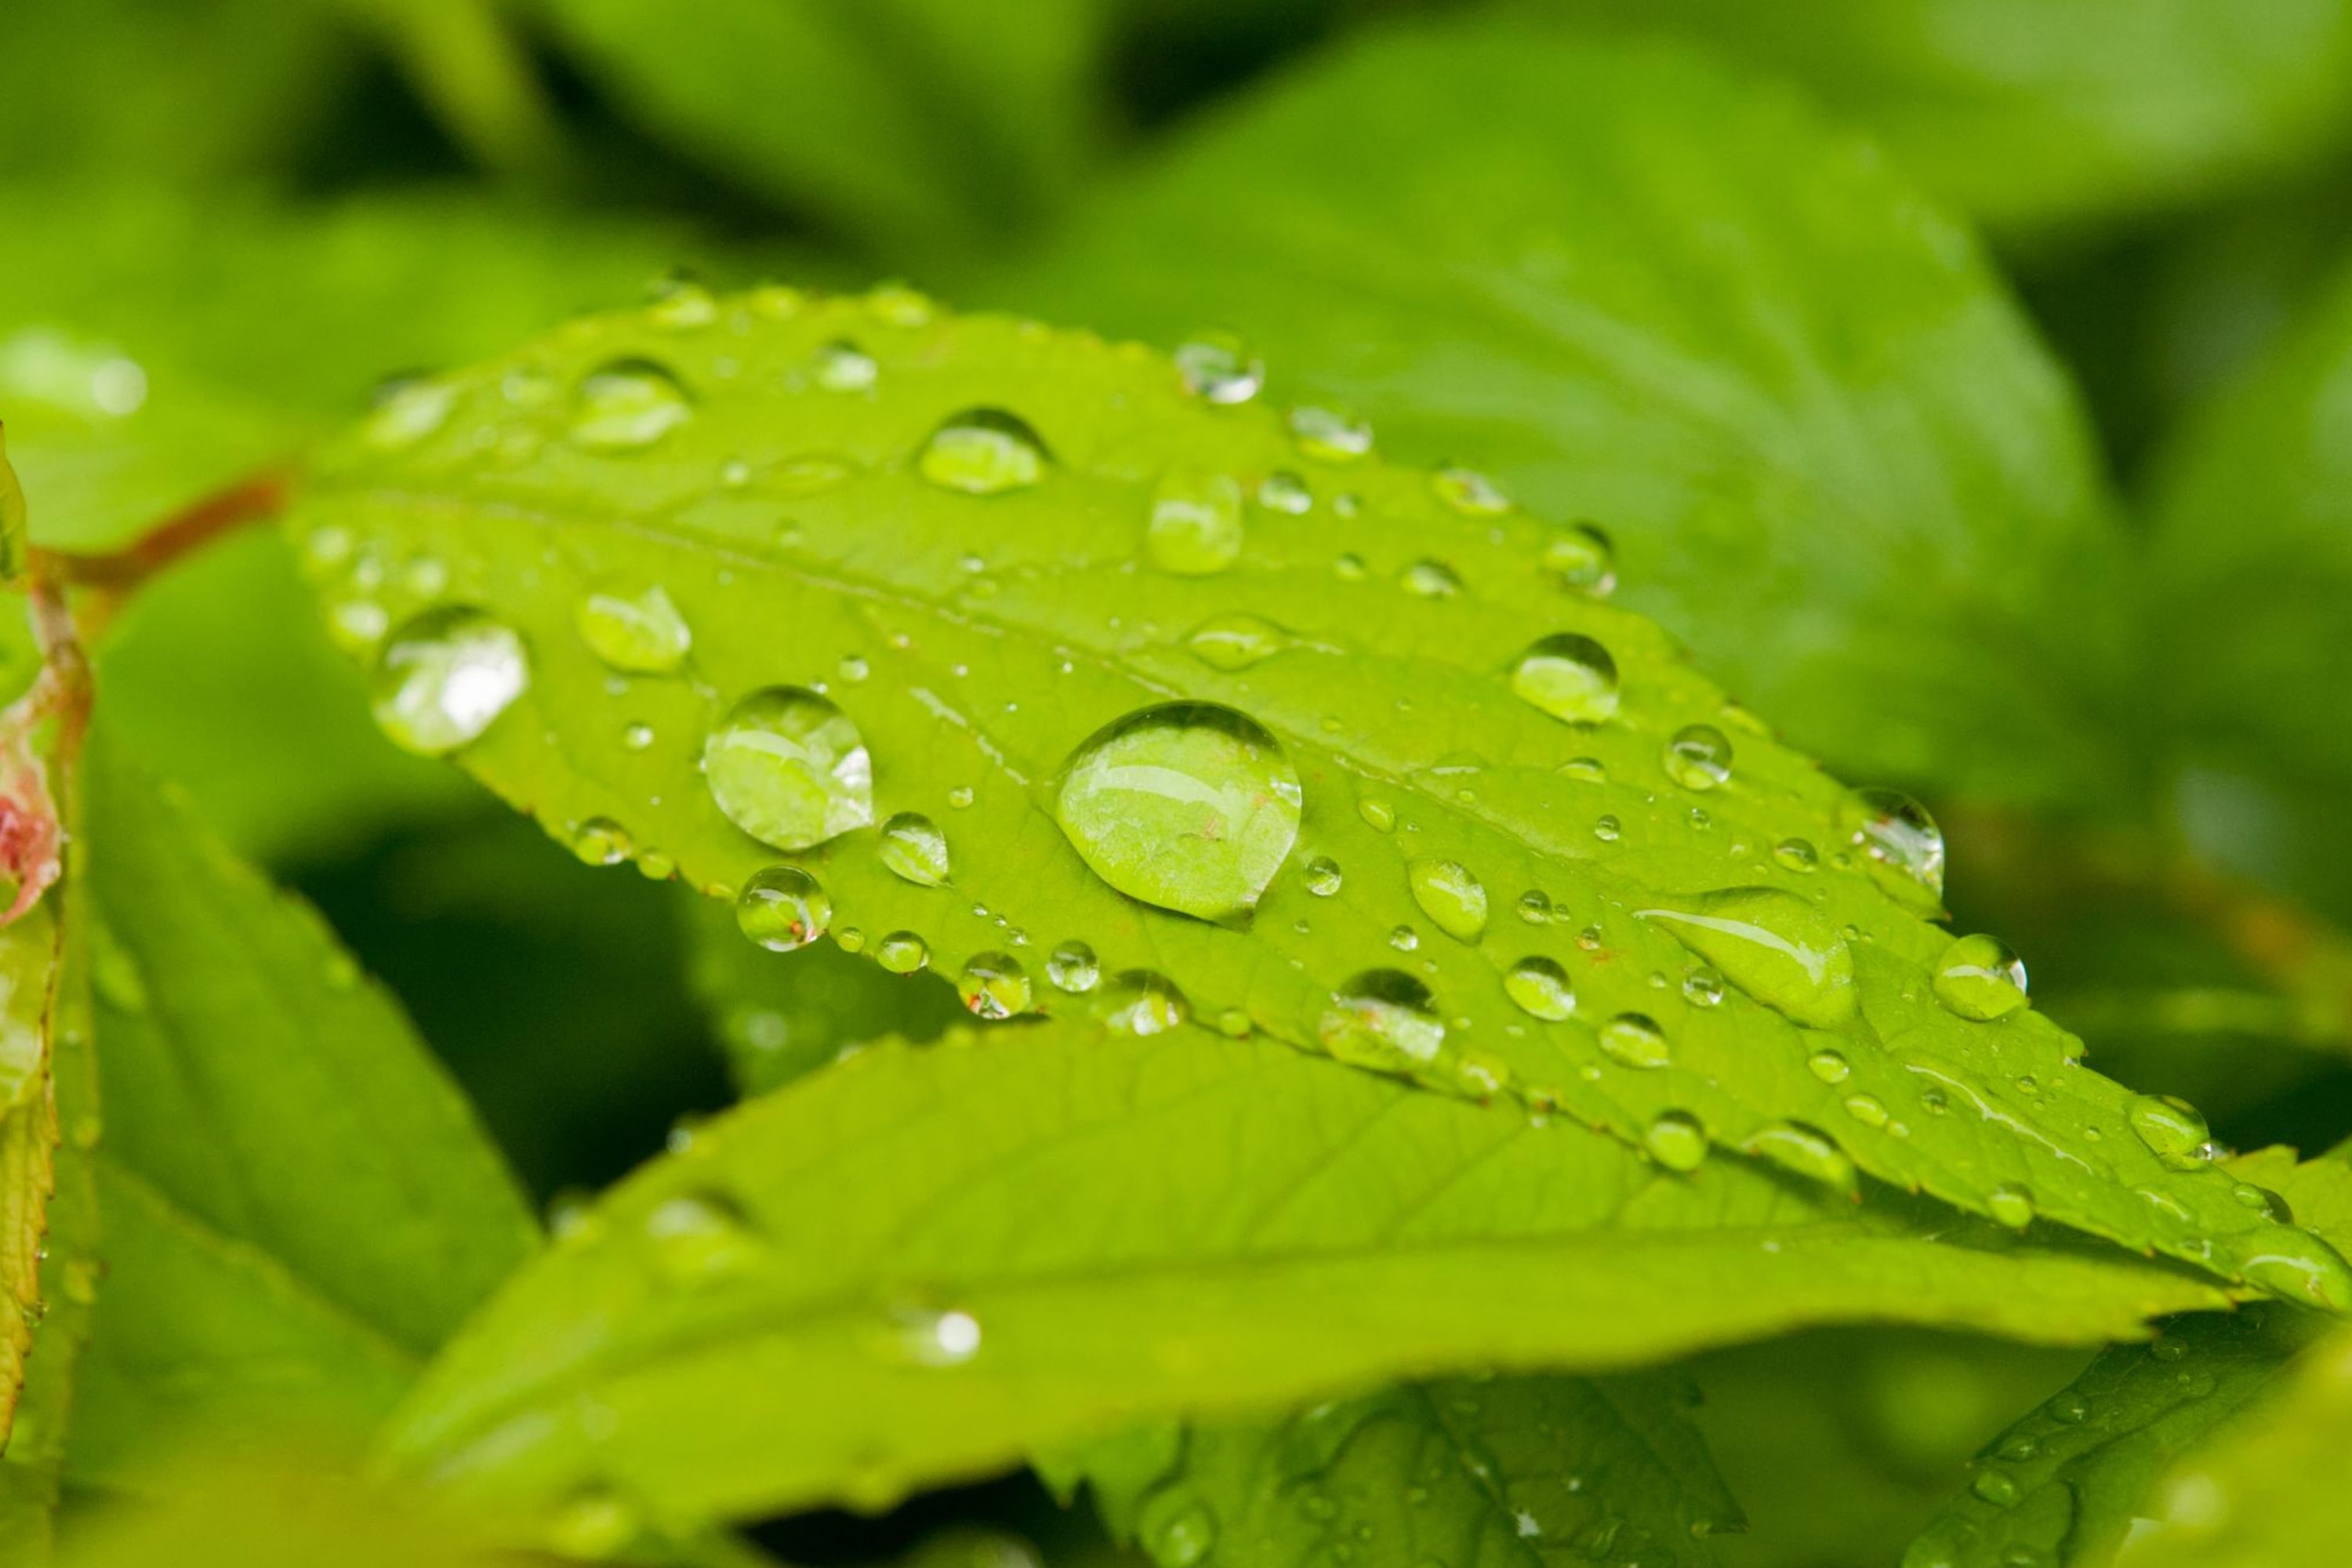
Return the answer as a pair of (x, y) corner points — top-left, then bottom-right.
(10, 4), (2352, 1566)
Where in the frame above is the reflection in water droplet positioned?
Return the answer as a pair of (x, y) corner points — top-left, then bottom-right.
(1142, 1494), (1220, 1568)
(878, 811), (952, 887)
(1400, 559), (1461, 597)
(1986, 1183), (2035, 1229)
(1432, 467), (1511, 517)
(811, 339), (877, 392)
(1175, 332), (1262, 404)
(573, 358), (693, 451)
(1504, 957), (1575, 1021)
(645, 271), (718, 328)
(2128, 1094), (2215, 1171)
(1682, 967), (1726, 1007)
(1408, 859), (1487, 942)
(1542, 523), (1616, 596)
(1511, 635), (1620, 724)
(2233, 1182), (2292, 1223)
(1646, 1112), (1708, 1173)
(1054, 703), (1302, 922)
(1304, 856), (1343, 897)
(1097, 971), (1188, 1034)
(1971, 1470), (2019, 1508)
(1745, 1122), (1855, 1192)
(1663, 725), (1733, 791)
(1933, 934), (2029, 1021)
(1807, 1049), (1851, 1084)
(920, 408), (1048, 495)
(571, 816), (633, 866)
(576, 583), (693, 673)
(370, 608), (528, 756)
(1288, 405), (1373, 462)
(703, 687), (874, 851)
(958, 953), (1033, 1019)
(1636, 888), (1857, 1029)
(877, 931), (929, 974)
(364, 376), (455, 450)
(1320, 971), (1444, 1074)
(1257, 470), (1313, 514)
(1774, 838), (1818, 873)
(1186, 613), (1290, 671)
(1592, 815), (1621, 843)
(2237, 1229), (2352, 1310)
(1146, 466), (1246, 575)
(1599, 1013), (1668, 1069)
(1842, 788), (1946, 902)
(736, 866), (831, 951)
(1048, 941), (1100, 993)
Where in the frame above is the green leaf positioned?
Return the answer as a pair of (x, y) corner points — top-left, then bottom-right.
(62, 732), (539, 1479)
(984, 16), (2131, 808)
(535, 0), (1107, 246)
(1044, 1374), (1741, 1568)
(0, 429), (27, 589)
(380, 1024), (2234, 1530)
(1534, 0), (2352, 236)
(294, 288), (2321, 1289)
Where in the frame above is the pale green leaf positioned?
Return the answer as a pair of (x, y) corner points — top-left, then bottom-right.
(295, 289), (2319, 1287)
(380, 1025), (2233, 1530)
(1044, 1374), (1741, 1568)
(985, 16), (2130, 808)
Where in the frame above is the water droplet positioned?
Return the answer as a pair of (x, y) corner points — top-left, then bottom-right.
(920, 408), (1048, 495)
(1806, 1049), (1850, 1084)
(1175, 332), (1262, 404)
(1432, 466), (1510, 517)
(877, 931), (929, 974)
(573, 358), (692, 451)
(949, 786), (975, 810)
(2046, 1391), (2089, 1425)
(1334, 551), (1367, 581)
(958, 953), (1033, 1020)
(2238, 1228), (2352, 1310)
(370, 608), (528, 755)
(2127, 1094), (2215, 1171)
(1744, 1122), (1855, 1192)
(878, 811), (952, 887)
(645, 271), (718, 328)
(1185, 612), (1290, 671)
(1400, 559), (1461, 597)
(1146, 466), (1246, 575)
(1842, 788), (1946, 903)
(1048, 942), (1099, 993)
(1971, 1469), (2020, 1508)
(571, 816), (633, 866)
(645, 1192), (763, 1284)
(1592, 815), (1622, 843)
(1143, 1494), (1221, 1568)
(1933, 934), (2029, 1021)
(1663, 724), (1733, 791)
(1054, 702), (1302, 922)
(1388, 924), (1419, 952)
(1257, 470), (1312, 514)
(1320, 971), (1444, 1073)
(1986, 1183), (2035, 1229)
(1516, 890), (1552, 924)
(363, 376), (454, 450)
(1773, 838), (1818, 873)
(1303, 856), (1343, 897)
(1635, 888), (1857, 1029)
(811, 339), (877, 392)
(1543, 523), (1615, 596)
(1408, 859), (1487, 942)
(622, 721), (655, 752)
(546, 1488), (641, 1557)
(1359, 798), (1396, 833)
(576, 583), (692, 673)
(2233, 1183), (2293, 1223)
(1645, 1111), (1708, 1173)
(1599, 1013), (1668, 1069)
(1504, 957), (1575, 1021)
(1098, 971), (1188, 1034)
(1511, 634), (1620, 724)
(866, 282), (935, 327)
(704, 687), (874, 851)
(735, 866), (831, 952)
(1682, 967), (1726, 1006)
(1289, 405), (1373, 462)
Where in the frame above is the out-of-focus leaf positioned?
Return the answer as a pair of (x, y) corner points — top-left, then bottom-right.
(534, 0), (1109, 247)
(0, 429), (27, 589)
(990, 16), (2132, 808)
(1044, 1374), (1741, 1568)
(62, 735), (538, 1481)
(55, 1458), (515, 1568)
(381, 1025), (2234, 1534)
(1537, 0), (2352, 238)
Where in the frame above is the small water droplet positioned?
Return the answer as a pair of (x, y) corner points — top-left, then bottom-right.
(1388, 924), (1419, 952)
(1359, 798), (1396, 833)
(573, 358), (693, 451)
(920, 408), (1048, 495)
(2127, 1094), (2214, 1171)
(546, 1488), (641, 1558)
(2045, 1391), (2089, 1425)
(877, 931), (930, 974)
(1682, 967), (1726, 1006)
(1933, 934), (2029, 1021)
(1185, 612), (1290, 671)
(370, 608), (528, 756)
(1516, 890), (1552, 924)
(1986, 1182), (2035, 1230)
(1143, 1494), (1220, 1568)
(645, 271), (718, 328)
(645, 1192), (763, 1283)
(1289, 405), (1373, 462)
(2233, 1182), (2293, 1223)
(1175, 332), (1262, 404)
(1543, 523), (1615, 596)
(1635, 888), (1857, 1029)
(1744, 1122), (1854, 1192)
(811, 339), (877, 392)
(1511, 634), (1620, 724)
(735, 866), (831, 951)
(1146, 466), (1246, 575)
(571, 816), (633, 866)
(363, 376), (454, 450)
(1599, 1013), (1668, 1069)
(1048, 941), (1100, 993)
(1304, 855), (1343, 897)
(1408, 859), (1487, 942)
(1645, 1111), (1708, 1173)
(958, 953), (1033, 1019)
(703, 687), (874, 851)
(1098, 971), (1189, 1034)
(1257, 470), (1312, 514)
(622, 721), (655, 751)
(1592, 815), (1622, 843)
(1663, 724), (1733, 791)
(949, 786), (975, 810)
(1806, 1049), (1850, 1084)
(1971, 1469), (2020, 1508)
(1773, 838), (1818, 873)
(576, 583), (692, 673)
(1320, 971), (1444, 1073)
(866, 282), (935, 327)
(878, 811), (952, 887)
(1842, 788), (1946, 903)
(1504, 956), (1575, 1021)
(1054, 703), (1302, 922)
(1400, 559), (1461, 597)
(1432, 466), (1510, 517)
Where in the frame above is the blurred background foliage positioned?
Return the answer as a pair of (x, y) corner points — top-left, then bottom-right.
(13, 2), (2352, 1563)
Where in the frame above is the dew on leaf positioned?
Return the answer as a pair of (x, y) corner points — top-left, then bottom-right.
(1773, 838), (1818, 873)
(1682, 967), (1726, 1007)
(1933, 934), (2030, 1021)
(1986, 1183), (2035, 1229)
(363, 376), (455, 451)
(1185, 613), (1290, 671)
(1045, 942), (1099, 993)
(644, 1192), (764, 1284)
(2046, 1391), (2090, 1425)
(1841, 787), (1946, 903)
(1304, 856), (1343, 897)
(1511, 633), (1620, 724)
(570, 816), (633, 866)
(958, 953), (1032, 1019)
(878, 811), (952, 887)
(876, 931), (929, 974)
(919, 408), (1048, 495)
(1515, 891), (1552, 925)
(2233, 1183), (2292, 1223)
(735, 866), (831, 952)
(2127, 1094), (2215, 1171)
(1097, 971), (1188, 1035)
(1143, 1495), (1221, 1568)
(572, 358), (693, 451)
(545, 1489), (641, 1558)
(1407, 859), (1488, 942)
(1319, 970), (1445, 1074)
(1174, 332), (1262, 404)
(645, 271), (718, 329)
(703, 686), (874, 851)
(1388, 924), (1419, 952)
(2235, 1228), (2352, 1310)
(370, 608), (528, 756)
(1054, 702), (1302, 922)
(1289, 405), (1373, 462)
(1635, 887), (1857, 1029)
(1745, 1122), (1855, 1192)
(810, 339), (877, 392)
(1599, 1013), (1668, 1069)
(1645, 1111), (1708, 1173)
(1807, 1049), (1851, 1084)
(576, 583), (693, 673)
(1542, 522), (1615, 596)
(1146, 466), (1247, 575)
(1257, 470), (1312, 514)
(1592, 815), (1621, 843)
(1432, 466), (1511, 517)
(1400, 559), (1461, 597)
(1663, 724), (1733, 791)
(1971, 1469), (2020, 1508)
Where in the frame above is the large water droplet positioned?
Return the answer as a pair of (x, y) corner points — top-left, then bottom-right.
(1599, 1013), (1668, 1069)
(958, 953), (1032, 1019)
(1185, 613), (1290, 671)
(1146, 466), (1245, 575)
(1510, 635), (1620, 724)
(1986, 1183), (2035, 1230)
(1744, 1122), (1856, 1192)
(1504, 956), (1575, 1021)
(1662, 725), (1733, 791)
(1646, 1112), (1708, 1173)
(1319, 971), (1444, 1074)
(2237, 1229), (2352, 1310)
(920, 408), (1047, 495)
(1842, 788), (1946, 903)
(1174, 332), (1261, 405)
(1054, 703), (1302, 922)
(1288, 405), (1372, 463)
(1543, 523), (1616, 596)
(576, 583), (692, 673)
(570, 817), (632, 866)
(573, 358), (692, 451)
(370, 608), (528, 756)
(1933, 934), (2028, 1021)
(1408, 859), (1488, 943)
(878, 811), (951, 887)
(1635, 888), (1857, 1029)
(736, 866), (831, 951)
(2128, 1094), (2214, 1171)
(704, 687), (874, 851)
(877, 931), (929, 974)
(1303, 856), (1342, 897)
(1097, 971), (1187, 1034)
